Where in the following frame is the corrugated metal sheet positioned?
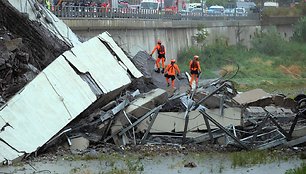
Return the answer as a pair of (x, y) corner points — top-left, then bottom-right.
(0, 33), (142, 163)
(8, 0), (80, 46)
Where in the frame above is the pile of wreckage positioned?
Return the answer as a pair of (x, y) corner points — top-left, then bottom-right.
(0, 0), (305, 165)
(54, 67), (306, 152)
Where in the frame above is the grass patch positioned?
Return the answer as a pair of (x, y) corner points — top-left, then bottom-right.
(177, 40), (306, 95)
(285, 163), (306, 174)
(230, 150), (289, 169)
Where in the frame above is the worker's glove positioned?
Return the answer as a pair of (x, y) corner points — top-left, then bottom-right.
(149, 54), (152, 57)
(177, 73), (180, 77)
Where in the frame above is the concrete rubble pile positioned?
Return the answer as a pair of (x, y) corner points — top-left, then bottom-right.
(0, 0), (306, 165)
(0, 27), (39, 102)
(40, 52), (306, 155)
(0, 0), (75, 102)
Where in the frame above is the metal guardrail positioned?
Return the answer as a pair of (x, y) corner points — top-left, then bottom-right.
(51, 6), (260, 20)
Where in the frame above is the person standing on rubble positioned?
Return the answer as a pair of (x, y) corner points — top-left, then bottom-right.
(164, 59), (181, 88)
(189, 55), (201, 88)
(150, 39), (166, 73)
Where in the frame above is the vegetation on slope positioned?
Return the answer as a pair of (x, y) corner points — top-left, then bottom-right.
(177, 18), (306, 95)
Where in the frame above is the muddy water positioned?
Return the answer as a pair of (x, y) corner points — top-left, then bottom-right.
(0, 153), (304, 174)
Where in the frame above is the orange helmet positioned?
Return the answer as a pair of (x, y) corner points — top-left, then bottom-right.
(170, 59), (176, 63)
(157, 39), (161, 44)
(194, 55), (199, 60)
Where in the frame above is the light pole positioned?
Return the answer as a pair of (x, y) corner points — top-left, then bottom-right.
(201, 0), (203, 16)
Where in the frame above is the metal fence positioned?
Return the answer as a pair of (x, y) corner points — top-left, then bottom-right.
(51, 6), (260, 21)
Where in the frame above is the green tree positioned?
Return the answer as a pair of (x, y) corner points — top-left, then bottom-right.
(292, 16), (306, 42)
(192, 24), (209, 46)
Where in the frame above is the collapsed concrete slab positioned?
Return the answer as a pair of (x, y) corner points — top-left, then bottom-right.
(124, 88), (167, 119)
(0, 32), (142, 163)
(150, 108), (241, 133)
(233, 89), (271, 105)
(104, 88), (167, 145)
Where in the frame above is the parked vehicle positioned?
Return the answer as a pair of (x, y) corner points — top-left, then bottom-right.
(164, 0), (178, 14)
(190, 8), (203, 16)
(140, 0), (160, 10)
(207, 5), (224, 15)
(224, 8), (234, 16)
(234, 7), (247, 16)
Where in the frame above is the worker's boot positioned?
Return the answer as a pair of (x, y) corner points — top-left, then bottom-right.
(161, 68), (164, 74)
(155, 68), (160, 73)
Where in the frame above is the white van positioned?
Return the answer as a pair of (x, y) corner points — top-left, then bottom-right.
(207, 5), (224, 15)
(140, 0), (161, 11)
(264, 2), (279, 8)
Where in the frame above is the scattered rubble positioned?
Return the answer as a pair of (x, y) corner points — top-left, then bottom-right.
(36, 52), (305, 161)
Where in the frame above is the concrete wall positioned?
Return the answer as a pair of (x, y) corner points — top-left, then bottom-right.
(62, 18), (293, 61)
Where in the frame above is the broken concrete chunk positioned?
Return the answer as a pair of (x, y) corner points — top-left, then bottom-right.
(233, 89), (271, 105)
(131, 51), (155, 78)
(194, 93), (222, 109)
(118, 88), (168, 126)
(4, 38), (22, 51)
(264, 106), (294, 118)
(151, 108), (241, 133)
(111, 119), (130, 146)
(70, 136), (90, 154)
(291, 126), (306, 138)
(245, 107), (266, 120)
(285, 135), (306, 147)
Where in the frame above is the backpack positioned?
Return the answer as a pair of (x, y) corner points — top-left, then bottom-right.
(158, 45), (165, 54)
(190, 60), (198, 70)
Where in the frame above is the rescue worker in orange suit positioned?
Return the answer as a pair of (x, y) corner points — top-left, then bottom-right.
(164, 59), (181, 88)
(149, 40), (166, 73)
(189, 55), (201, 88)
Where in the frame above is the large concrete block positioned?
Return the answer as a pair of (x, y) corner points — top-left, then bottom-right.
(150, 107), (242, 133)
(233, 89), (271, 105)
(120, 88), (168, 123)
(70, 137), (90, 154)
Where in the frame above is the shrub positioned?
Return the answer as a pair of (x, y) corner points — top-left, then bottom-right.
(192, 24), (209, 47)
(292, 16), (306, 42)
(251, 26), (285, 56)
(262, 7), (301, 17)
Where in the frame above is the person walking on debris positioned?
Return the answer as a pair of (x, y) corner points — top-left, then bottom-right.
(164, 59), (181, 88)
(150, 39), (166, 73)
(189, 55), (201, 88)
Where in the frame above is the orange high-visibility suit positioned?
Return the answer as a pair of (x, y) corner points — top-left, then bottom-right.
(189, 58), (201, 88)
(164, 60), (180, 88)
(150, 44), (166, 73)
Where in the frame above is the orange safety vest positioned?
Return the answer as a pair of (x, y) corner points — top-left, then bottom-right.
(189, 60), (201, 71)
(165, 63), (180, 75)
